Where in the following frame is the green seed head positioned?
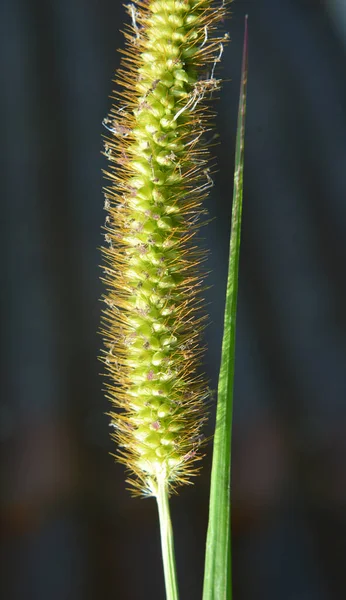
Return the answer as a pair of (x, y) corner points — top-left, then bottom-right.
(101, 0), (229, 496)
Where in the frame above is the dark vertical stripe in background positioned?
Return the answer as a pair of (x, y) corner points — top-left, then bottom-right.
(1, 1), (346, 599)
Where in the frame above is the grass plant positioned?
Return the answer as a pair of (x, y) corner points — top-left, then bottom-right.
(100, 2), (248, 598)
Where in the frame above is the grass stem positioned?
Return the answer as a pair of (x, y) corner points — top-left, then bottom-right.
(156, 477), (179, 600)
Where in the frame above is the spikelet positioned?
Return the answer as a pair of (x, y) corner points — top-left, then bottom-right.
(100, 0), (229, 497)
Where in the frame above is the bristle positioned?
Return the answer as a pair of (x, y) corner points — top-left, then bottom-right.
(101, 0), (229, 497)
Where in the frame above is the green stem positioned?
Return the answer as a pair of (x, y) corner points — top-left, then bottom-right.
(156, 477), (179, 600)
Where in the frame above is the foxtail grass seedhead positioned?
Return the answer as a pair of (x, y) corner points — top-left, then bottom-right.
(101, 0), (229, 496)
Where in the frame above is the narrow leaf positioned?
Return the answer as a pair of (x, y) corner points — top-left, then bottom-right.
(202, 16), (249, 600)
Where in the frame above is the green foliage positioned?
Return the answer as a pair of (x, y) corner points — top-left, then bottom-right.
(202, 16), (249, 600)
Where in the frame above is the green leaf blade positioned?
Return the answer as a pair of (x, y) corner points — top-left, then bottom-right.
(202, 16), (249, 600)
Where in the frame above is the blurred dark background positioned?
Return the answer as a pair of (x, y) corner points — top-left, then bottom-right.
(1, 0), (346, 598)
